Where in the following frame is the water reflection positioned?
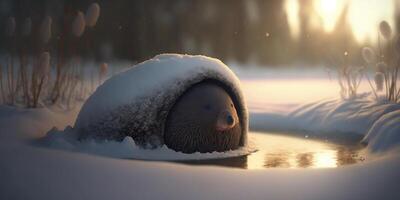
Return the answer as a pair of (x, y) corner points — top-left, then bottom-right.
(176, 132), (364, 169)
(296, 153), (313, 168)
(264, 152), (291, 168)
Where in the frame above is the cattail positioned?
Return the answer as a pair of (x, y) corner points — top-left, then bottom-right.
(361, 47), (376, 64)
(99, 62), (108, 77)
(72, 11), (86, 37)
(22, 17), (32, 37)
(40, 16), (52, 43)
(38, 52), (51, 76)
(98, 62), (108, 85)
(374, 72), (384, 91)
(376, 62), (387, 73)
(379, 21), (392, 40)
(395, 35), (400, 55)
(350, 67), (361, 79)
(85, 3), (100, 27)
(5, 17), (16, 36)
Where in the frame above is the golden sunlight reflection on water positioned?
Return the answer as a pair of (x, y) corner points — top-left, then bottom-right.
(178, 132), (364, 169)
(246, 132), (361, 169)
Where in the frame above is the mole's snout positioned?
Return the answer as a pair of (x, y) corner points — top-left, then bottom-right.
(216, 110), (237, 132)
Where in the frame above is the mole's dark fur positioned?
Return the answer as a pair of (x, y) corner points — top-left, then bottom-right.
(165, 82), (241, 153)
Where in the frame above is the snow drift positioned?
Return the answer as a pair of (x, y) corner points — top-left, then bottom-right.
(363, 109), (400, 152)
(250, 96), (400, 153)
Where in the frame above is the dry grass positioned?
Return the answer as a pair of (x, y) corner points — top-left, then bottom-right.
(362, 21), (400, 103)
(0, 3), (104, 108)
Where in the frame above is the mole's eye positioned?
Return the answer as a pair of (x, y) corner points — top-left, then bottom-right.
(230, 103), (234, 108)
(203, 104), (212, 111)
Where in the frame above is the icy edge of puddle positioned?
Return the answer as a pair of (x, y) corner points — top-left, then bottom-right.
(39, 126), (258, 161)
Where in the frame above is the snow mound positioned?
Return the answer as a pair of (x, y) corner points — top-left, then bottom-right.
(75, 53), (248, 147)
(363, 110), (400, 152)
(250, 96), (400, 153)
(0, 104), (81, 140)
(39, 127), (257, 160)
(288, 98), (400, 136)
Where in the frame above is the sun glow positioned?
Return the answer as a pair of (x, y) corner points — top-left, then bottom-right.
(285, 0), (300, 38)
(315, 0), (343, 32)
(285, 0), (395, 43)
(347, 0), (395, 43)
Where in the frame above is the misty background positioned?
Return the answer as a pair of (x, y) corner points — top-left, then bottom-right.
(0, 0), (398, 67)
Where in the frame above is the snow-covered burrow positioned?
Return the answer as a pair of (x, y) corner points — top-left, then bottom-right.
(74, 54), (248, 150)
(35, 54), (254, 160)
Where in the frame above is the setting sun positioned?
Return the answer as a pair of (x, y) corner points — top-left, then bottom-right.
(315, 0), (343, 32)
(347, 0), (395, 43)
(285, 0), (300, 38)
(285, 0), (395, 43)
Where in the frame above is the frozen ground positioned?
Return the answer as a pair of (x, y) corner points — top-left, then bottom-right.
(1, 62), (400, 200)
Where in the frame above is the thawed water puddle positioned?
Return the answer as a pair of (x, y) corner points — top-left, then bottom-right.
(175, 132), (365, 169)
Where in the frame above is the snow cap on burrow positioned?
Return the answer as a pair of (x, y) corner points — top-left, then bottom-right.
(74, 54), (248, 147)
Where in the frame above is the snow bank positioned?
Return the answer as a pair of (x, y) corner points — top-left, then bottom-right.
(363, 110), (400, 152)
(250, 96), (400, 153)
(0, 104), (81, 140)
(39, 126), (256, 161)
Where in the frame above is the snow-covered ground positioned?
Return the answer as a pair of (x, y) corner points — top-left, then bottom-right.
(1, 139), (399, 200)
(1, 61), (400, 200)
